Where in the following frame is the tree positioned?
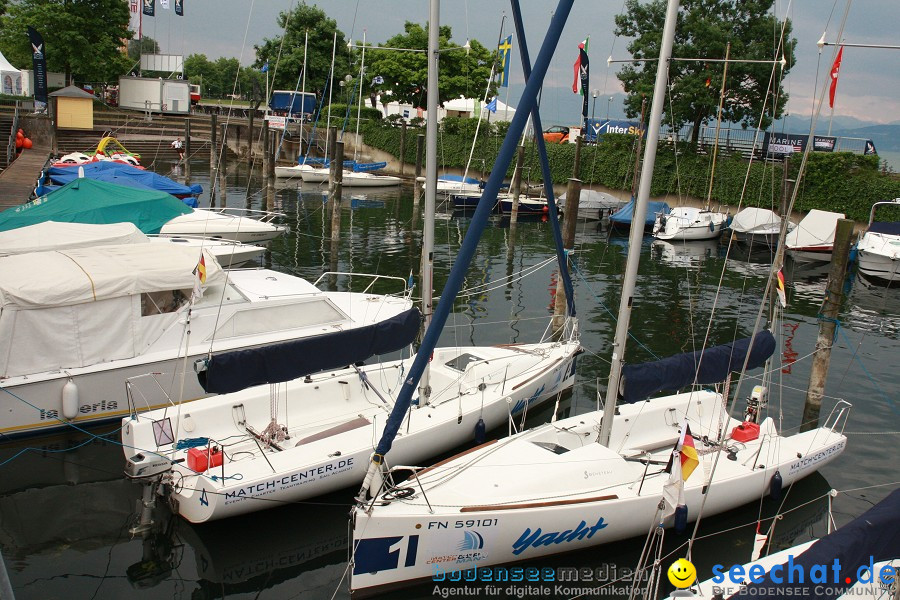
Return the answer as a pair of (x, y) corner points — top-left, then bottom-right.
(128, 36), (160, 63)
(254, 5), (351, 95)
(614, 0), (796, 144)
(0, 0), (132, 84)
(365, 22), (497, 107)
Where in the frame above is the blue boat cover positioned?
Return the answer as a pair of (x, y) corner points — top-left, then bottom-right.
(47, 162), (201, 197)
(0, 178), (193, 234)
(621, 330), (776, 403)
(439, 174), (481, 185)
(609, 199), (670, 227)
(729, 487), (900, 600)
(197, 307), (421, 394)
(869, 221), (900, 235)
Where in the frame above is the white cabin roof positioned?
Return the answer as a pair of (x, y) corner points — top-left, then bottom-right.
(0, 243), (223, 309)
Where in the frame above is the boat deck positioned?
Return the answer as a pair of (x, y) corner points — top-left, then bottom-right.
(0, 145), (49, 210)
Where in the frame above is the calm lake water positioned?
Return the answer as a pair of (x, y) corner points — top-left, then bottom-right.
(1, 159), (898, 599)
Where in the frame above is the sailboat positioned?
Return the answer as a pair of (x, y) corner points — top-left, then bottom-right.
(120, 2), (580, 524)
(348, 0), (848, 596)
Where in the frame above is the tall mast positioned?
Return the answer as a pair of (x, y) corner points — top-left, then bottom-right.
(599, 0), (680, 447)
(418, 0), (439, 403)
(301, 30), (308, 116)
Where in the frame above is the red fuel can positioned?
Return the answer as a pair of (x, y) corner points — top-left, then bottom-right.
(731, 421), (761, 443)
(187, 447), (224, 472)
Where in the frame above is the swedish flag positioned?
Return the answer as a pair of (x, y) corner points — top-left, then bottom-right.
(498, 35), (512, 88)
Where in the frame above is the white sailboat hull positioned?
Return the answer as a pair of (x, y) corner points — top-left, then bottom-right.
(274, 164), (318, 179)
(122, 339), (580, 523)
(148, 236), (265, 268)
(349, 392), (848, 596)
(300, 169), (401, 187)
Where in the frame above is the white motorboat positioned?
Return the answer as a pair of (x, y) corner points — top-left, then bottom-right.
(0, 221), (265, 268)
(558, 189), (627, 220)
(0, 244), (414, 437)
(728, 207), (794, 247)
(121, 338), (579, 523)
(856, 199), (900, 284)
(785, 209), (845, 262)
(161, 207), (288, 243)
(417, 174), (483, 195)
(653, 206), (729, 241)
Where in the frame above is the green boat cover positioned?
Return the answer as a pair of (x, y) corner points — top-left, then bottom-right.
(0, 178), (193, 234)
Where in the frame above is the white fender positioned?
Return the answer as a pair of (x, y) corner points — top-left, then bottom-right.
(62, 379), (79, 420)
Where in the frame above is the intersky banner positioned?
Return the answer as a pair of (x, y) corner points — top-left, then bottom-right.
(762, 132), (836, 156)
(26, 27), (47, 109)
(175, 0), (184, 16)
(582, 119), (646, 143)
(143, 0), (155, 17)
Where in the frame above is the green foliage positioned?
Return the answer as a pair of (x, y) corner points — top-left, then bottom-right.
(255, 5), (351, 93)
(0, 0), (132, 83)
(128, 37), (160, 62)
(323, 103), (383, 128)
(615, 0), (795, 142)
(360, 120), (900, 219)
(184, 54), (263, 100)
(365, 22), (497, 106)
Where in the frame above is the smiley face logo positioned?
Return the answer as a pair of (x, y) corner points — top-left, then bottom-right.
(667, 558), (697, 588)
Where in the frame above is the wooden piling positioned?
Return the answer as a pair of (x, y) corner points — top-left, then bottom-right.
(509, 144), (526, 226)
(261, 120), (270, 182)
(399, 122), (407, 177)
(552, 136), (583, 333)
(330, 141), (344, 243)
(247, 110), (254, 166)
(800, 218), (855, 432)
(218, 123), (227, 203)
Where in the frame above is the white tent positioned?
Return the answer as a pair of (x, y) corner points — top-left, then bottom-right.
(0, 50), (23, 96)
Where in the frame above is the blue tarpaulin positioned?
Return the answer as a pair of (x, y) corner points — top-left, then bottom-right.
(621, 330), (776, 403)
(46, 162), (202, 197)
(610, 199), (670, 228)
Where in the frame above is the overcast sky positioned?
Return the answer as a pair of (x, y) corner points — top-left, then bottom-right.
(140, 0), (899, 127)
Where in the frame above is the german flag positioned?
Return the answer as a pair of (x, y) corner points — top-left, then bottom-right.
(196, 254), (207, 283)
(680, 424), (699, 481)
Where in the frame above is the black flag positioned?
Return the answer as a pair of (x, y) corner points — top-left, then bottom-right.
(26, 27), (47, 109)
(143, 0), (155, 17)
(174, 0), (183, 16)
(578, 45), (589, 121)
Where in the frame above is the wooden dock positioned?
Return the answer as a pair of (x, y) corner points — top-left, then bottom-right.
(0, 146), (49, 210)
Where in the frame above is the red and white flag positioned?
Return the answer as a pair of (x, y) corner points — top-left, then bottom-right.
(828, 46), (844, 109)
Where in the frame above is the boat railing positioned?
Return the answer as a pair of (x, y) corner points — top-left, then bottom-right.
(203, 206), (287, 224)
(125, 372), (177, 418)
(313, 271), (412, 298)
(866, 198), (900, 227)
(822, 399), (853, 435)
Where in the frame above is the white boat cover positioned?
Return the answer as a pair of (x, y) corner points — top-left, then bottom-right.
(558, 189), (626, 211)
(0, 243), (223, 309)
(785, 209), (845, 249)
(730, 207), (780, 233)
(0, 221), (149, 256)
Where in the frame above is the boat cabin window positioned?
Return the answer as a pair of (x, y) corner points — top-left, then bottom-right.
(444, 353), (483, 372)
(141, 289), (190, 316)
(212, 298), (347, 339)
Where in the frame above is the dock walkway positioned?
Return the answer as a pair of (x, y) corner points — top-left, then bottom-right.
(0, 146), (48, 210)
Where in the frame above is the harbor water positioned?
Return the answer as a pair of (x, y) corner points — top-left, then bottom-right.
(1, 159), (898, 599)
